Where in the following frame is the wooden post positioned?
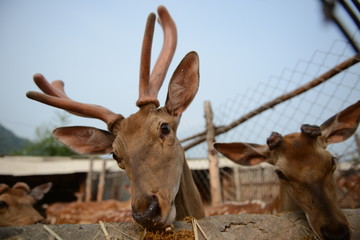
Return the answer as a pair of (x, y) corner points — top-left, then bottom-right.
(85, 157), (94, 202)
(234, 166), (242, 201)
(97, 158), (107, 201)
(355, 134), (360, 157)
(205, 101), (222, 206)
(74, 183), (85, 202)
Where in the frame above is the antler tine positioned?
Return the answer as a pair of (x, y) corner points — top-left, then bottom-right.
(33, 74), (85, 117)
(149, 6), (177, 98)
(51, 80), (68, 98)
(33, 73), (94, 118)
(136, 6), (177, 107)
(137, 12), (156, 107)
(27, 74), (122, 131)
(33, 73), (66, 98)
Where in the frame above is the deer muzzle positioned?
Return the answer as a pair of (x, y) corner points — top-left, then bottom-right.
(320, 223), (350, 240)
(132, 193), (175, 229)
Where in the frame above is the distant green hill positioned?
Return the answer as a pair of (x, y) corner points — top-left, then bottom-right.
(0, 124), (30, 155)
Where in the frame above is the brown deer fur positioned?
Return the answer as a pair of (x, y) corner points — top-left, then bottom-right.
(214, 101), (360, 240)
(0, 182), (52, 226)
(26, 6), (204, 229)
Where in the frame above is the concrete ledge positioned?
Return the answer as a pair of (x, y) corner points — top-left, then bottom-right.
(0, 209), (359, 240)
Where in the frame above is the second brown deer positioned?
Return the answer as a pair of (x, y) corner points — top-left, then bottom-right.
(26, 6), (204, 229)
(0, 182), (52, 226)
(214, 101), (360, 240)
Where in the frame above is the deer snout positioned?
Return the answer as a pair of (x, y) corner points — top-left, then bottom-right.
(320, 223), (350, 240)
(132, 194), (162, 229)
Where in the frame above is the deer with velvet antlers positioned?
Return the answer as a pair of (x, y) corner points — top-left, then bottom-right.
(214, 101), (360, 240)
(26, 6), (204, 229)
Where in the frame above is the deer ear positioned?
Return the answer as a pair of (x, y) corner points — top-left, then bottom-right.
(13, 182), (30, 193)
(0, 184), (9, 194)
(165, 51), (199, 117)
(53, 126), (115, 155)
(214, 142), (268, 166)
(320, 101), (360, 144)
(29, 182), (52, 201)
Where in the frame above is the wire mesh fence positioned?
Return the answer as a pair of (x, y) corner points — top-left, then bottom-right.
(81, 1), (360, 212)
(180, 38), (360, 206)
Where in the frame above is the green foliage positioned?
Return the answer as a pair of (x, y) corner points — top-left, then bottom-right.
(12, 112), (79, 157)
(351, 156), (360, 164)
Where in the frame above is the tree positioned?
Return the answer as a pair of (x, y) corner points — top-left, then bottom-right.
(13, 112), (79, 156)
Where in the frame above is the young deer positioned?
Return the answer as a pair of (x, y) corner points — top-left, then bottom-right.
(26, 6), (204, 229)
(0, 182), (52, 226)
(214, 101), (360, 240)
(46, 199), (133, 224)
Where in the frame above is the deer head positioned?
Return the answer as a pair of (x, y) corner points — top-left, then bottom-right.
(214, 101), (360, 240)
(26, 6), (204, 229)
(0, 182), (52, 226)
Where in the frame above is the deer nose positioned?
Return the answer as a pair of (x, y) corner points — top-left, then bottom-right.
(320, 223), (350, 240)
(132, 195), (162, 228)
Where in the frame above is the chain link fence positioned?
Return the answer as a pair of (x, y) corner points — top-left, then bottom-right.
(180, 38), (360, 207)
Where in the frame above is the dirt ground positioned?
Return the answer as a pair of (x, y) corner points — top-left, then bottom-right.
(1, 209), (359, 240)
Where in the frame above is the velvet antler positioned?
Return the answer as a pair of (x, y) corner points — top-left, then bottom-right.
(26, 74), (122, 131)
(136, 6), (177, 107)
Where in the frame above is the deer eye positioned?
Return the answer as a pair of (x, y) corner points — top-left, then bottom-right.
(0, 200), (9, 209)
(112, 153), (121, 163)
(331, 157), (337, 171)
(275, 169), (288, 181)
(112, 153), (125, 169)
(160, 123), (171, 136)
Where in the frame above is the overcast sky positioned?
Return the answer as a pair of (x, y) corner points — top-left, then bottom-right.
(0, 0), (358, 141)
